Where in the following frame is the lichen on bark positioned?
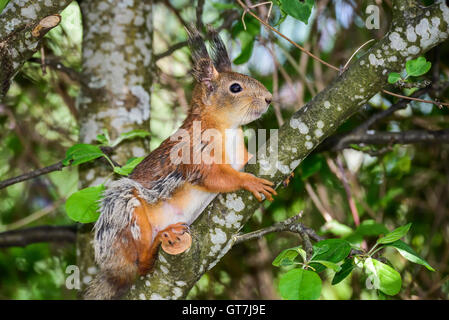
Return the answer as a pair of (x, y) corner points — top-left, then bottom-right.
(0, 0), (72, 99)
(75, 0), (153, 293)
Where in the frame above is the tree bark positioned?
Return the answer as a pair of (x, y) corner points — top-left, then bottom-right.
(0, 0), (72, 100)
(75, 0), (154, 293)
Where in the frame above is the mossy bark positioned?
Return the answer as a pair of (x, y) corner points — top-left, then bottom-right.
(0, 0), (72, 100)
(75, 0), (153, 294)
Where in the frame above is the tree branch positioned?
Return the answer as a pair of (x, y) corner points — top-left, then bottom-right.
(154, 9), (239, 61)
(355, 88), (431, 134)
(332, 129), (449, 150)
(196, 0), (205, 31)
(28, 57), (84, 85)
(0, 161), (64, 191)
(233, 211), (324, 245)
(0, 225), (76, 248)
(0, 144), (123, 191)
(0, 0), (73, 99)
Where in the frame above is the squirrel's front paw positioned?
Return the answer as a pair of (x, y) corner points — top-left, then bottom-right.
(160, 223), (192, 255)
(242, 174), (277, 202)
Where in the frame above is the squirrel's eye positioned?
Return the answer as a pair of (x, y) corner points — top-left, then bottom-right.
(229, 83), (242, 93)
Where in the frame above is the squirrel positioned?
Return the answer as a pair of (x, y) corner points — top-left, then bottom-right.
(84, 26), (277, 300)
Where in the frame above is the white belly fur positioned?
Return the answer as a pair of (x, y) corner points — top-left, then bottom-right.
(153, 188), (217, 235)
(151, 128), (245, 235)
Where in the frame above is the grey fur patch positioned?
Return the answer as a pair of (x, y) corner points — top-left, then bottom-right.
(94, 173), (184, 267)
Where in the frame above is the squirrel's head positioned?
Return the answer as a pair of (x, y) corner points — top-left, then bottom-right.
(187, 26), (272, 127)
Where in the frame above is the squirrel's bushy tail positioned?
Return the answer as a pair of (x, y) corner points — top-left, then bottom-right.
(84, 177), (182, 299)
(84, 268), (136, 300)
(83, 178), (149, 300)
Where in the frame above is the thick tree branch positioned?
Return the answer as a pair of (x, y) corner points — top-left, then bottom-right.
(0, 0), (72, 99)
(127, 1), (449, 300)
(0, 226), (76, 248)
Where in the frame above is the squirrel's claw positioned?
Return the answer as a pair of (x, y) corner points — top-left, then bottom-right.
(160, 222), (192, 255)
(242, 175), (277, 202)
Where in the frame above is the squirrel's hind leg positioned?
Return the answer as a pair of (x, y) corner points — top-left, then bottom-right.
(133, 196), (159, 275)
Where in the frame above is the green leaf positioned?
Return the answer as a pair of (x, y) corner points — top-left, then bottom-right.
(310, 239), (351, 272)
(210, 1), (238, 10)
(345, 220), (388, 243)
(332, 258), (355, 285)
(279, 0), (314, 24)
(312, 260), (341, 272)
(379, 187), (404, 209)
(406, 56), (431, 77)
(111, 130), (151, 147)
(321, 220), (353, 237)
(62, 144), (105, 166)
(232, 15), (260, 65)
(364, 258), (402, 296)
(273, 246), (304, 267)
(96, 129), (111, 146)
(377, 223), (411, 245)
(387, 240), (435, 271)
(388, 72), (401, 84)
(300, 154), (323, 180)
(0, 0), (9, 13)
(96, 134), (109, 145)
(65, 185), (105, 223)
(279, 268), (322, 300)
(113, 157), (144, 176)
(233, 33), (256, 65)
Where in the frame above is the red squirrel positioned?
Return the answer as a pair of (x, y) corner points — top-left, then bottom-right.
(84, 26), (277, 299)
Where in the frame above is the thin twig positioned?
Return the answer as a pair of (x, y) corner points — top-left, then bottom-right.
(233, 211), (324, 245)
(0, 161), (64, 190)
(196, 0), (205, 31)
(305, 181), (333, 222)
(336, 157), (360, 226)
(236, 0), (449, 108)
(0, 225), (76, 247)
(342, 39), (375, 70)
(333, 129), (449, 150)
(355, 87), (430, 134)
(241, 1), (273, 30)
(5, 198), (66, 231)
(28, 57), (84, 84)
(154, 40), (189, 61)
(383, 89), (449, 108)
(237, 0), (339, 72)
(163, 0), (189, 28)
(154, 9), (239, 61)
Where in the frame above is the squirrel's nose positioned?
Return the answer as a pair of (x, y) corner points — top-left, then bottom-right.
(265, 95), (272, 105)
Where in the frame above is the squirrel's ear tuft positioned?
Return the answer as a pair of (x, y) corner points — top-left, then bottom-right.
(207, 25), (232, 72)
(186, 24), (218, 92)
